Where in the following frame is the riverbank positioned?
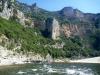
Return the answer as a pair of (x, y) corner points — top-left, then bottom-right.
(53, 57), (100, 64)
(70, 57), (100, 64)
(0, 45), (100, 66)
(0, 46), (45, 66)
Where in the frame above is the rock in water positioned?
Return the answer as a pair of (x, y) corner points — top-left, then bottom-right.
(46, 54), (53, 63)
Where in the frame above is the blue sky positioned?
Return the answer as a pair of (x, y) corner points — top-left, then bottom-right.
(17, 0), (100, 13)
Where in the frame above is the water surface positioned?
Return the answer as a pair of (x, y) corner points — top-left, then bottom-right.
(0, 63), (100, 75)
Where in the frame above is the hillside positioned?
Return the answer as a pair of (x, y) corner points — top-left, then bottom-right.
(0, 0), (100, 60)
(0, 17), (57, 57)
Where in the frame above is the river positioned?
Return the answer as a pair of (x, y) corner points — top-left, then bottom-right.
(0, 63), (100, 75)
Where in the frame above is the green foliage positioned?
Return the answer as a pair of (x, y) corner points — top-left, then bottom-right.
(0, 17), (98, 58)
(0, 6), (3, 12)
(70, 36), (83, 47)
(31, 11), (53, 21)
(91, 29), (100, 51)
(63, 43), (81, 58)
(60, 35), (91, 58)
(0, 17), (64, 58)
(24, 20), (32, 26)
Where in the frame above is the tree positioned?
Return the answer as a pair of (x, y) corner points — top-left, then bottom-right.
(92, 30), (100, 51)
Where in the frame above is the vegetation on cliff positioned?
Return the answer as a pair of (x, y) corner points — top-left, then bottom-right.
(0, 0), (100, 59)
(0, 17), (93, 59)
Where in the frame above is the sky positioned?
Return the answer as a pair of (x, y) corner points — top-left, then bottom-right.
(17, 0), (100, 13)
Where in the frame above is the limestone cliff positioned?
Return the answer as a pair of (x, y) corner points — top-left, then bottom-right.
(61, 23), (95, 38)
(0, 0), (14, 19)
(0, 0), (34, 27)
(45, 18), (60, 40)
(0, 0), (100, 58)
(51, 18), (60, 40)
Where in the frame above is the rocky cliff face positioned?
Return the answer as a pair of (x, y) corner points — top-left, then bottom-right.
(61, 23), (95, 38)
(59, 7), (84, 20)
(0, 0), (14, 19)
(0, 0), (97, 39)
(0, 0), (99, 40)
(51, 18), (60, 40)
(61, 24), (78, 37)
(45, 18), (60, 40)
(0, 0), (100, 58)
(57, 7), (98, 38)
(0, 33), (21, 51)
(0, 0), (34, 27)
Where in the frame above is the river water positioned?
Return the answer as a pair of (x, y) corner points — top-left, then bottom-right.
(0, 63), (100, 75)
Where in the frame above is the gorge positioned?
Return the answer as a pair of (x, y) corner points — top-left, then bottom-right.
(0, 0), (100, 63)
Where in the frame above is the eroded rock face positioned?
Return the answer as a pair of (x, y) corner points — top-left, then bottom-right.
(0, 34), (9, 47)
(45, 18), (60, 40)
(61, 24), (79, 37)
(60, 7), (74, 17)
(60, 7), (84, 18)
(0, 0), (34, 27)
(52, 18), (60, 40)
(16, 10), (26, 25)
(61, 23), (94, 37)
(0, 1), (13, 20)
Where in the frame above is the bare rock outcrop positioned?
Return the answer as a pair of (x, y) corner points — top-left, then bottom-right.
(0, 0), (34, 27)
(61, 24), (79, 37)
(0, 0), (14, 19)
(61, 23), (94, 37)
(45, 18), (60, 40)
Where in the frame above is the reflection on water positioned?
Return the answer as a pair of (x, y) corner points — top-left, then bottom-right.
(0, 63), (100, 75)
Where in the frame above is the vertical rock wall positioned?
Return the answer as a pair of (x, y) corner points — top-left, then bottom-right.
(45, 18), (60, 40)
(0, 0), (34, 27)
(51, 18), (60, 40)
(0, 1), (13, 20)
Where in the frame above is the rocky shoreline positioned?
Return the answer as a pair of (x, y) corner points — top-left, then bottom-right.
(0, 46), (45, 66)
(0, 45), (100, 66)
